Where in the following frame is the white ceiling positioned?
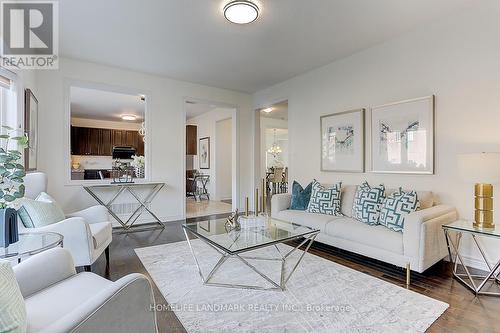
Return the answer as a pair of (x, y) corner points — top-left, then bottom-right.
(60, 0), (475, 93)
(70, 86), (145, 122)
(185, 102), (219, 120)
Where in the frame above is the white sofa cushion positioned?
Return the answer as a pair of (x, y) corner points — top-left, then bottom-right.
(340, 185), (357, 217)
(24, 272), (111, 333)
(325, 218), (404, 254)
(0, 261), (27, 333)
(274, 210), (341, 232)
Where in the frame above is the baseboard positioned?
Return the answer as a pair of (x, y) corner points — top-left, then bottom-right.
(444, 253), (492, 272)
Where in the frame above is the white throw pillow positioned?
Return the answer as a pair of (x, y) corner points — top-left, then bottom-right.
(306, 180), (342, 216)
(18, 192), (66, 228)
(0, 260), (27, 333)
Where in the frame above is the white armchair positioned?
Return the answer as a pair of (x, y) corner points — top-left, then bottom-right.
(13, 248), (158, 333)
(21, 172), (112, 270)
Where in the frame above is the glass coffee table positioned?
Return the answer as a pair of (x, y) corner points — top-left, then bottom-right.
(443, 220), (500, 296)
(0, 232), (63, 263)
(182, 216), (319, 291)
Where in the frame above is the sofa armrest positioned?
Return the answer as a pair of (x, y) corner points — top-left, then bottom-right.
(271, 193), (292, 217)
(67, 205), (109, 224)
(24, 217), (93, 267)
(403, 205), (457, 269)
(40, 273), (157, 333)
(14, 248), (76, 298)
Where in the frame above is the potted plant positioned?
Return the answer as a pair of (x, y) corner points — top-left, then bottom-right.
(0, 126), (28, 247)
(131, 155), (145, 178)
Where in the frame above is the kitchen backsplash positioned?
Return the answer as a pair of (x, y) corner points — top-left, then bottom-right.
(72, 155), (113, 170)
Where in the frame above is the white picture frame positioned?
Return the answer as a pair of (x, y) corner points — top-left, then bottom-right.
(370, 95), (434, 174)
(321, 109), (365, 173)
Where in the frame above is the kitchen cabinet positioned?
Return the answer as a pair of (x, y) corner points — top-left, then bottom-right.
(186, 125), (197, 155)
(71, 126), (144, 156)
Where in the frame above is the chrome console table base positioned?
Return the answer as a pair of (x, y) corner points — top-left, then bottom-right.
(443, 228), (500, 296)
(84, 183), (165, 233)
(183, 228), (318, 291)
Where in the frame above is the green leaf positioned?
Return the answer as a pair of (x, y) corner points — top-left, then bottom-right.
(18, 184), (25, 196)
(13, 170), (25, 177)
(4, 163), (15, 169)
(3, 194), (15, 202)
(15, 163), (24, 169)
(0, 135), (9, 139)
(10, 136), (24, 141)
(1, 125), (14, 130)
(11, 177), (23, 183)
(13, 191), (23, 199)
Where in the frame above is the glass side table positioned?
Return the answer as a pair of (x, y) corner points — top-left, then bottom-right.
(443, 220), (500, 296)
(0, 232), (64, 263)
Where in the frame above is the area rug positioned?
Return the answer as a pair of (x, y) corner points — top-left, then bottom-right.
(135, 240), (448, 332)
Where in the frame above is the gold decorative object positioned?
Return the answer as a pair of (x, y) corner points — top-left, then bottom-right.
(262, 178), (266, 215)
(474, 183), (494, 229)
(254, 188), (259, 215)
(458, 152), (500, 230)
(245, 197), (249, 216)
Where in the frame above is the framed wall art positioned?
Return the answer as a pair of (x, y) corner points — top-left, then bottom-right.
(24, 89), (38, 171)
(370, 95), (434, 174)
(199, 137), (210, 169)
(321, 109), (365, 173)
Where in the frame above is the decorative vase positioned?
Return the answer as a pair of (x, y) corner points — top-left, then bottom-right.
(0, 208), (18, 248)
(135, 166), (145, 178)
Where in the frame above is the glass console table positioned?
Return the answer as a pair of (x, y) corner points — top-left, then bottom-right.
(182, 216), (319, 291)
(443, 220), (500, 296)
(0, 232), (63, 263)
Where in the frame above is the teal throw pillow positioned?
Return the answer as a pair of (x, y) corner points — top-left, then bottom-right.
(290, 181), (312, 210)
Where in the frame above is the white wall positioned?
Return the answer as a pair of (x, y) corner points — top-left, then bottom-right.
(35, 58), (253, 221)
(254, 2), (500, 270)
(187, 107), (234, 200)
(216, 118), (232, 200)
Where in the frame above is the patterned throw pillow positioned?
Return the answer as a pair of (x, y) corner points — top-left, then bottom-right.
(352, 181), (386, 225)
(290, 181), (313, 210)
(0, 260), (27, 333)
(379, 188), (420, 232)
(307, 180), (342, 216)
(18, 192), (66, 228)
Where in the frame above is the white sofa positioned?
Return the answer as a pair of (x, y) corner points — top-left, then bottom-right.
(13, 248), (157, 333)
(21, 172), (112, 270)
(271, 185), (457, 274)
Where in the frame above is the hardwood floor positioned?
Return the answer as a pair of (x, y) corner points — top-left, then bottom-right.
(89, 215), (500, 333)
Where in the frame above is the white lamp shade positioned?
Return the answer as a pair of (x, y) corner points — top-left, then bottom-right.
(457, 152), (500, 184)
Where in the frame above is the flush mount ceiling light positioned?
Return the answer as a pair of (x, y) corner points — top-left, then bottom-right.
(121, 115), (137, 121)
(262, 107), (273, 113)
(223, 1), (259, 24)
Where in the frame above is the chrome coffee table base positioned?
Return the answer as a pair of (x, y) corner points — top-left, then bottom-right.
(183, 229), (318, 291)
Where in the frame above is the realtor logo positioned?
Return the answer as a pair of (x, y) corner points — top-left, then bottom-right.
(1, 1), (58, 69)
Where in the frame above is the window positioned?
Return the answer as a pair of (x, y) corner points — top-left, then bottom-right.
(0, 68), (17, 128)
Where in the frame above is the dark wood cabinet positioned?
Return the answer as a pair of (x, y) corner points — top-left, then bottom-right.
(186, 125), (197, 155)
(71, 126), (144, 156)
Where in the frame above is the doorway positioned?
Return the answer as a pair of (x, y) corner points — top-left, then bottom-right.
(256, 101), (289, 214)
(184, 100), (237, 218)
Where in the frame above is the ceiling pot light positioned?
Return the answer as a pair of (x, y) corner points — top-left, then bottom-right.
(262, 107), (273, 113)
(224, 1), (259, 24)
(121, 115), (137, 121)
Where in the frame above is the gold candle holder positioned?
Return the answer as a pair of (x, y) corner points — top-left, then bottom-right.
(474, 183), (494, 229)
(254, 188), (259, 215)
(245, 197), (249, 216)
(262, 178), (266, 215)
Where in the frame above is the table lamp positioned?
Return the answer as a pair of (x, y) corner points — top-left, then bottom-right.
(458, 152), (500, 229)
